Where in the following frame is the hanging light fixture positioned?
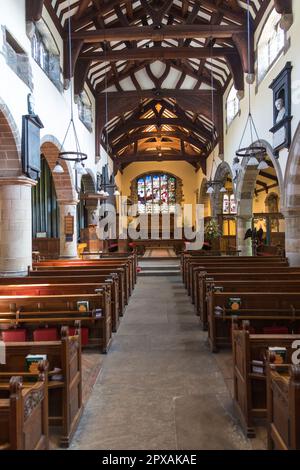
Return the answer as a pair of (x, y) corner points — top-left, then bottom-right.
(206, 38), (223, 195)
(220, 185), (227, 193)
(257, 158), (269, 170)
(52, 0), (87, 185)
(53, 160), (64, 174)
(96, 46), (121, 199)
(234, 0), (266, 170)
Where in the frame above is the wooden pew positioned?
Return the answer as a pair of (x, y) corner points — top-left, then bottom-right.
(0, 372), (48, 450)
(199, 277), (300, 330)
(0, 292), (112, 353)
(232, 321), (300, 437)
(181, 255), (286, 287)
(33, 257), (135, 297)
(0, 280), (120, 333)
(0, 325), (82, 447)
(194, 271), (300, 323)
(30, 267), (129, 308)
(267, 364), (300, 450)
(191, 265), (300, 311)
(185, 259), (289, 295)
(206, 291), (300, 352)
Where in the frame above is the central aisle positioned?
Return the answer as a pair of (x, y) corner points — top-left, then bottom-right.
(71, 272), (253, 450)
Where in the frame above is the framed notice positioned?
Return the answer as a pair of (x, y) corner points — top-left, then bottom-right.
(21, 114), (44, 180)
(65, 213), (74, 241)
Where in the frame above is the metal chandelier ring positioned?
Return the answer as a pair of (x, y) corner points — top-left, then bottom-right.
(58, 151), (88, 161)
(235, 146), (267, 158)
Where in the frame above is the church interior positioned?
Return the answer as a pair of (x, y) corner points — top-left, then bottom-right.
(1, 0), (300, 452)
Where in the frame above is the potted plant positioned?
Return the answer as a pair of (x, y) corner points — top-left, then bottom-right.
(204, 219), (222, 251)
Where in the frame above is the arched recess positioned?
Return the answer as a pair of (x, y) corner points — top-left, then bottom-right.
(40, 137), (78, 258)
(236, 139), (284, 255)
(211, 162), (237, 251)
(211, 162), (235, 217)
(78, 171), (98, 235)
(0, 97), (22, 177)
(283, 122), (300, 265)
(40, 137), (75, 202)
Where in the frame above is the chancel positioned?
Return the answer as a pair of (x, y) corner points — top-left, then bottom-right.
(1, 0), (300, 454)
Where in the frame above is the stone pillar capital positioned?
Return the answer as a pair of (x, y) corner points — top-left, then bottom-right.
(281, 207), (300, 218)
(0, 176), (37, 187)
(57, 199), (79, 206)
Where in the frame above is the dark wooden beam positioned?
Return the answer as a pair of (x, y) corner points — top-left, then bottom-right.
(26, 0), (44, 22)
(259, 171), (279, 182)
(112, 131), (206, 153)
(74, 59), (91, 95)
(80, 46), (237, 62)
(117, 153), (202, 164)
(108, 118), (212, 142)
(72, 24), (246, 43)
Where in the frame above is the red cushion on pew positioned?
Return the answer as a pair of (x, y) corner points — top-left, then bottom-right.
(2, 329), (26, 342)
(263, 326), (289, 334)
(33, 328), (58, 341)
(69, 327), (89, 346)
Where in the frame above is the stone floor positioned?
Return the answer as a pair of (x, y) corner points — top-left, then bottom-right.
(70, 273), (266, 450)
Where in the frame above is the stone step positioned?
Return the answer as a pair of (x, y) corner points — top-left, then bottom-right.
(138, 269), (181, 277)
(139, 265), (180, 271)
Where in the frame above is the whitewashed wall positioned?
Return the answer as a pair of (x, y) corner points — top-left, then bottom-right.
(219, 2), (300, 196)
(0, 0), (97, 180)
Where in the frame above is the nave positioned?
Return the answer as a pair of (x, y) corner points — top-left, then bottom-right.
(71, 266), (261, 451)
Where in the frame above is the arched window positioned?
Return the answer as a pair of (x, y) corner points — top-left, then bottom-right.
(257, 9), (285, 83)
(222, 192), (237, 215)
(226, 86), (239, 127)
(78, 90), (93, 132)
(137, 173), (177, 214)
(30, 19), (62, 91)
(32, 155), (59, 238)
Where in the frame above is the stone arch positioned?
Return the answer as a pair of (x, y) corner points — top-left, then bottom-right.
(81, 170), (96, 194)
(235, 139), (283, 254)
(211, 161), (235, 217)
(0, 97), (22, 177)
(236, 139), (283, 215)
(40, 137), (75, 202)
(283, 123), (300, 265)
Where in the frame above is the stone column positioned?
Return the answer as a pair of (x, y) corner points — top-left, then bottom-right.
(0, 177), (36, 277)
(236, 215), (253, 256)
(86, 200), (99, 226)
(59, 200), (79, 258)
(283, 208), (300, 266)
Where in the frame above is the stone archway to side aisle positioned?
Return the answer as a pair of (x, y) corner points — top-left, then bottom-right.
(41, 138), (78, 258)
(283, 123), (300, 265)
(235, 141), (283, 255)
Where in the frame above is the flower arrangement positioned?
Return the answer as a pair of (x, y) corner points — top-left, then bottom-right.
(204, 219), (222, 240)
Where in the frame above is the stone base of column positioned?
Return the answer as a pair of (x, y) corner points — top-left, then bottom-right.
(0, 270), (28, 277)
(236, 215), (253, 256)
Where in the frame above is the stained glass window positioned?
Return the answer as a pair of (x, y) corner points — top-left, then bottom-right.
(137, 174), (177, 213)
(222, 193), (237, 215)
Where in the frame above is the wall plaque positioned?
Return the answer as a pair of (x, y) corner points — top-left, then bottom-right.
(21, 114), (44, 180)
(269, 62), (293, 155)
(64, 212), (74, 241)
